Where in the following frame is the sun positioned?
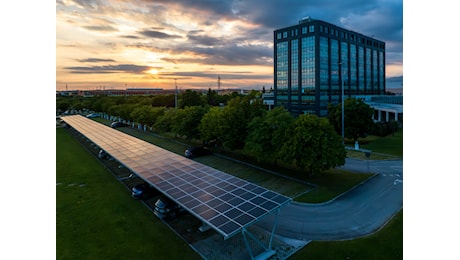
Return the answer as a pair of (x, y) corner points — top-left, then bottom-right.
(147, 68), (158, 75)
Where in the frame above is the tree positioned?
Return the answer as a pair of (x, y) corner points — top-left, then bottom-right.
(152, 94), (175, 107)
(174, 106), (209, 140)
(72, 102), (85, 111)
(130, 105), (166, 127)
(107, 103), (139, 121)
(56, 100), (71, 112)
(244, 107), (294, 163)
(206, 88), (219, 106)
(217, 95), (266, 150)
(179, 90), (204, 108)
(328, 97), (374, 143)
(199, 107), (224, 145)
(279, 114), (346, 176)
(170, 109), (187, 137)
(154, 108), (180, 133)
(219, 104), (246, 149)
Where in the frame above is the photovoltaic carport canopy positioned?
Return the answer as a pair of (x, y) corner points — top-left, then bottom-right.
(61, 115), (291, 240)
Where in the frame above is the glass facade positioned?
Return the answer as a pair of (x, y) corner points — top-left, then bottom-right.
(301, 36), (315, 113)
(274, 19), (385, 117)
(373, 49), (378, 93)
(291, 39), (299, 114)
(330, 39), (339, 102)
(276, 41), (288, 107)
(366, 48), (372, 93)
(319, 36), (329, 107)
(341, 41), (349, 98)
(358, 46), (364, 94)
(350, 44), (357, 94)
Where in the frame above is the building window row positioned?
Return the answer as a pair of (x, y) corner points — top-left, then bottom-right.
(318, 24), (384, 49)
(291, 40), (299, 89)
(277, 25), (383, 49)
(276, 41), (289, 105)
(301, 25), (315, 34)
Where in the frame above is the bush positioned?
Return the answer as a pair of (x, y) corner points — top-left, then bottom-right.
(371, 120), (399, 137)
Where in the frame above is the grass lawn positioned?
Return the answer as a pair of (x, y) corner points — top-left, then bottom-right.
(294, 169), (373, 203)
(56, 128), (200, 260)
(290, 210), (403, 260)
(356, 128), (403, 157)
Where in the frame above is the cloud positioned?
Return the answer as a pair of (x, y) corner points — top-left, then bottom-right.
(160, 71), (271, 80)
(82, 25), (118, 32)
(121, 35), (140, 39)
(140, 0), (401, 67)
(138, 29), (182, 39)
(187, 35), (222, 46)
(65, 64), (151, 74)
(163, 43), (272, 66)
(78, 58), (116, 63)
(57, 0), (404, 90)
(149, 0), (235, 17)
(68, 0), (102, 9)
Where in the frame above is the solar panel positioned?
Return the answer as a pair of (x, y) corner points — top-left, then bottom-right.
(61, 115), (291, 239)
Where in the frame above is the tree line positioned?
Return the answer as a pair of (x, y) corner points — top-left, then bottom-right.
(57, 89), (397, 176)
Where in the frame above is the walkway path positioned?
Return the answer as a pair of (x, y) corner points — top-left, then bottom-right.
(257, 158), (403, 241)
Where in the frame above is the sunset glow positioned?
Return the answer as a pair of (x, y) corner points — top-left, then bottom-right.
(56, 0), (403, 91)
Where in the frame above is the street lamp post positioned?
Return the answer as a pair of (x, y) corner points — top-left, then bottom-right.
(174, 78), (178, 109)
(340, 62), (345, 145)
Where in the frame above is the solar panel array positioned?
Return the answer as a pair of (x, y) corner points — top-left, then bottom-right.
(61, 115), (291, 239)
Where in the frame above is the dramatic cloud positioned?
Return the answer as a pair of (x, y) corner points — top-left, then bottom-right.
(78, 58), (116, 63)
(187, 35), (222, 46)
(150, 0), (236, 17)
(163, 44), (272, 66)
(83, 25), (118, 32)
(121, 35), (140, 39)
(160, 71), (271, 80)
(56, 0), (403, 90)
(65, 64), (151, 74)
(138, 29), (182, 39)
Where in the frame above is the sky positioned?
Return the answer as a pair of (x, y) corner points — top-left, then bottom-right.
(56, 0), (403, 91)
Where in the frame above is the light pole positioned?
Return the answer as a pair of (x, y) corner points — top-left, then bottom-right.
(340, 62), (345, 145)
(174, 78), (178, 108)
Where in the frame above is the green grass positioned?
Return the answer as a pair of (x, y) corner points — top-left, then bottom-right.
(289, 210), (403, 260)
(56, 128), (200, 260)
(357, 128), (403, 157)
(294, 169), (373, 203)
(346, 150), (399, 160)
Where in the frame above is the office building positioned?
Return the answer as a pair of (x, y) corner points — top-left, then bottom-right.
(274, 17), (386, 116)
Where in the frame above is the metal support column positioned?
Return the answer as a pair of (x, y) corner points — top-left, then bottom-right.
(240, 209), (281, 260)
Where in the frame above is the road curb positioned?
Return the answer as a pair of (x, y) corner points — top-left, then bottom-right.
(291, 173), (380, 206)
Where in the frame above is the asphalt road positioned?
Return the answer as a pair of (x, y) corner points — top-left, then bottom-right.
(257, 158), (403, 241)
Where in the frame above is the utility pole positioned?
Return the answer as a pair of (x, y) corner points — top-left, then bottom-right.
(217, 75), (221, 93)
(174, 78), (178, 108)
